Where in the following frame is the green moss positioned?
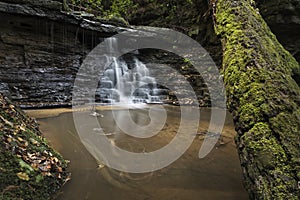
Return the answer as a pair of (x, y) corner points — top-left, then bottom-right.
(214, 0), (300, 198)
(99, 14), (129, 26)
(242, 123), (287, 164)
(68, 0), (134, 22)
(269, 111), (300, 164)
(109, 0), (134, 18)
(0, 95), (70, 200)
(241, 123), (298, 198)
(238, 103), (263, 130)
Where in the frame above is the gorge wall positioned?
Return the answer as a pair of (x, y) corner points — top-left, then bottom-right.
(0, 0), (215, 107)
(0, 0), (121, 107)
(0, 0), (299, 108)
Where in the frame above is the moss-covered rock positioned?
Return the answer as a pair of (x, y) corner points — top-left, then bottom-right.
(0, 94), (70, 200)
(214, 0), (300, 198)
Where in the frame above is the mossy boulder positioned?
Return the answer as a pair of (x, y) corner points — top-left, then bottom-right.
(0, 94), (70, 200)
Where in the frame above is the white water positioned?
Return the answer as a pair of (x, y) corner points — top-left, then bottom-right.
(97, 38), (164, 104)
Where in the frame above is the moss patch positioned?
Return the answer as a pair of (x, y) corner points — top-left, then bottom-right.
(0, 94), (70, 200)
(214, 0), (300, 198)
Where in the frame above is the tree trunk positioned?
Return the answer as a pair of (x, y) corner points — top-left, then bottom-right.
(213, 0), (300, 199)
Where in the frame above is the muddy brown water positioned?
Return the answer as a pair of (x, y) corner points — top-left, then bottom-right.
(27, 105), (249, 200)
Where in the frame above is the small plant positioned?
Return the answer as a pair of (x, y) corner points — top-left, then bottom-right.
(183, 57), (190, 63)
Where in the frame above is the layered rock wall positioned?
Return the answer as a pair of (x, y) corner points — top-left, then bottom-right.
(0, 0), (213, 107)
(0, 0), (125, 107)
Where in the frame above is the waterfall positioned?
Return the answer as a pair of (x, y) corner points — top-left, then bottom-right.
(96, 38), (165, 104)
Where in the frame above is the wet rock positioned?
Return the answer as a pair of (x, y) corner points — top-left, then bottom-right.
(0, 0), (217, 107)
(1, 0), (296, 108)
(0, 83), (10, 97)
(0, 0), (130, 108)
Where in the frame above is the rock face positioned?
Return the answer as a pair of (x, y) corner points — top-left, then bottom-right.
(0, 13), (82, 106)
(0, 0), (298, 108)
(127, 0), (223, 67)
(0, 0), (216, 107)
(0, 0), (131, 107)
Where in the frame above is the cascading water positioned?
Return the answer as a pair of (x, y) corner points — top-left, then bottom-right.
(96, 38), (166, 104)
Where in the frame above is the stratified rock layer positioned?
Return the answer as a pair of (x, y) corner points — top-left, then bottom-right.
(0, 0), (126, 107)
(0, 0), (214, 107)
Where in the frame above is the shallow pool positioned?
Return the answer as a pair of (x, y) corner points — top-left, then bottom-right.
(28, 105), (249, 200)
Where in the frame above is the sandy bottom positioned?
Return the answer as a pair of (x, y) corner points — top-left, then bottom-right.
(26, 105), (249, 200)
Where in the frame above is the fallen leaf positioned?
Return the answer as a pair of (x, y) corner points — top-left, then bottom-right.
(57, 167), (63, 173)
(16, 172), (30, 181)
(31, 163), (39, 170)
(29, 138), (39, 145)
(62, 173), (71, 186)
(27, 153), (35, 159)
(19, 124), (26, 131)
(0, 115), (13, 127)
(41, 172), (52, 177)
(53, 157), (59, 163)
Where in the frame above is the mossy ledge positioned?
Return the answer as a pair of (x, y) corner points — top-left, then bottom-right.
(0, 93), (70, 200)
(213, 0), (300, 199)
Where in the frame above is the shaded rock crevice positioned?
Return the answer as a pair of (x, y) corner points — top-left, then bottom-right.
(257, 0), (300, 63)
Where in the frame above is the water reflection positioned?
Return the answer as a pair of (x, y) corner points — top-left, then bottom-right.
(31, 106), (249, 200)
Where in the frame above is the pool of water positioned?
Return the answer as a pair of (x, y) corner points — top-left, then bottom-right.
(28, 105), (249, 200)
